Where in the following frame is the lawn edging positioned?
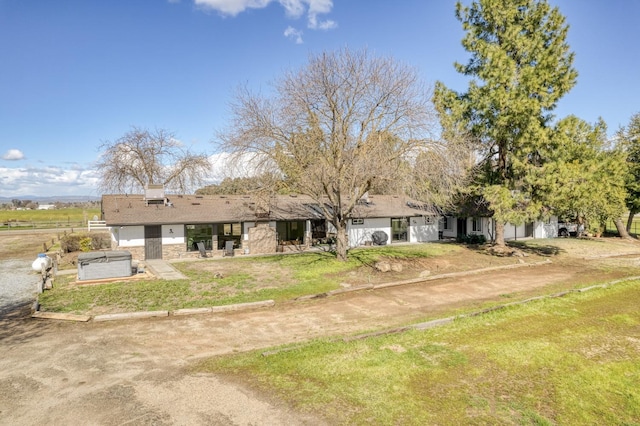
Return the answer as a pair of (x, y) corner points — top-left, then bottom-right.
(31, 299), (277, 322)
(30, 259), (554, 322)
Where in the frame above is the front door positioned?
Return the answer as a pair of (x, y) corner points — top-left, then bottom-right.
(525, 222), (534, 238)
(457, 218), (467, 239)
(144, 225), (162, 259)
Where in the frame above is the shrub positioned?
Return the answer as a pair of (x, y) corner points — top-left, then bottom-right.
(60, 232), (111, 253)
(79, 237), (93, 252)
(457, 234), (486, 245)
(90, 233), (111, 249)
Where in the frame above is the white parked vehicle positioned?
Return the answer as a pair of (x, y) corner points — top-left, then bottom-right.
(558, 222), (584, 237)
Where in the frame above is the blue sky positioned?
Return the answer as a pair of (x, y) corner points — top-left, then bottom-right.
(1, 0), (638, 199)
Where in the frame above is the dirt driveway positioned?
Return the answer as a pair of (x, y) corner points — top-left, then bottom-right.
(1, 236), (640, 425)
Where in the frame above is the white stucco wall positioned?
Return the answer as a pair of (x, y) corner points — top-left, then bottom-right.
(535, 217), (558, 238)
(347, 217), (391, 248)
(162, 224), (185, 245)
(503, 223), (526, 240)
(112, 225), (145, 247)
(409, 216), (439, 242)
(111, 224), (187, 247)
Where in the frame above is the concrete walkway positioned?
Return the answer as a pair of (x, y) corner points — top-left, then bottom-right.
(143, 259), (188, 280)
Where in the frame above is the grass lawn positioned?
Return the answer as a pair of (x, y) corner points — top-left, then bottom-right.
(38, 243), (465, 314)
(197, 279), (640, 425)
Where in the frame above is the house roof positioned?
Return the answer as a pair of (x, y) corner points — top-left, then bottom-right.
(101, 193), (437, 226)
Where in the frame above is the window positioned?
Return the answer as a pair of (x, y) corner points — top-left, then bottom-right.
(218, 223), (242, 250)
(352, 218), (364, 225)
(472, 217), (483, 233)
(186, 224), (213, 251)
(391, 218), (408, 242)
(443, 216), (452, 231)
(276, 221), (305, 243)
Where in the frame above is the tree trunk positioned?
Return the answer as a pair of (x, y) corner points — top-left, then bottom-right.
(614, 216), (635, 240)
(626, 210), (638, 233)
(494, 221), (506, 246)
(335, 223), (349, 261)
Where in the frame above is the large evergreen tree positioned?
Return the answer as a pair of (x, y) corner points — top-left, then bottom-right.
(435, 0), (577, 245)
(618, 112), (640, 233)
(542, 116), (628, 235)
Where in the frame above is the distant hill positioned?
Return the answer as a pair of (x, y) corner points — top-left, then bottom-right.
(0, 195), (101, 204)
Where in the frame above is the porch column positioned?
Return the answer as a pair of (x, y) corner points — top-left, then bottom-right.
(305, 219), (312, 247)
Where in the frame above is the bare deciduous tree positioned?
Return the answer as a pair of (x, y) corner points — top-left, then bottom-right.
(219, 48), (471, 261)
(97, 127), (211, 194)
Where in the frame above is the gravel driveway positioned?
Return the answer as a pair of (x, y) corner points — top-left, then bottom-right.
(0, 259), (39, 314)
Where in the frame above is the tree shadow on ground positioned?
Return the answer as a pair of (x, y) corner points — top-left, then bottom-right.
(0, 300), (55, 346)
(453, 241), (565, 258)
(507, 241), (565, 257)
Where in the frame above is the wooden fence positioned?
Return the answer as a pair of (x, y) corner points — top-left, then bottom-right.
(606, 217), (640, 236)
(0, 220), (86, 231)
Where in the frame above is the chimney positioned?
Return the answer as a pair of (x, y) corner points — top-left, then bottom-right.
(144, 185), (166, 206)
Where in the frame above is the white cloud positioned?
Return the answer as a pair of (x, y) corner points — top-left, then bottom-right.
(314, 18), (336, 30)
(208, 151), (270, 182)
(284, 26), (304, 44)
(194, 0), (336, 41)
(194, 0), (272, 16)
(2, 149), (25, 161)
(279, 0), (305, 18)
(306, 0), (336, 30)
(0, 165), (100, 197)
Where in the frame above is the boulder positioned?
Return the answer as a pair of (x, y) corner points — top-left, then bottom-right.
(374, 261), (391, 272)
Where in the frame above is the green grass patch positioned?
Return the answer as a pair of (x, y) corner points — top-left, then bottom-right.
(39, 243), (461, 314)
(0, 207), (100, 230)
(197, 280), (640, 425)
(39, 278), (192, 313)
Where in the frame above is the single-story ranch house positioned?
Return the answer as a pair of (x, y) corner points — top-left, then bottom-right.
(100, 188), (441, 260)
(100, 187), (560, 261)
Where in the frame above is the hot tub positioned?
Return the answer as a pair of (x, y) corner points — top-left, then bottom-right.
(77, 250), (132, 281)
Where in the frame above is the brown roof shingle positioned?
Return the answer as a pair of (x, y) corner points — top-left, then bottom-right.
(101, 193), (436, 226)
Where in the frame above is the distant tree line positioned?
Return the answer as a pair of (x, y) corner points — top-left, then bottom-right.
(0, 200), (100, 211)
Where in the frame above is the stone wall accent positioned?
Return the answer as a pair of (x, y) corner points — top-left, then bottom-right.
(120, 246), (145, 262)
(248, 224), (277, 255)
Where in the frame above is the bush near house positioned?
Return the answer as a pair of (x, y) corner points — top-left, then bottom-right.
(457, 234), (486, 245)
(60, 232), (111, 253)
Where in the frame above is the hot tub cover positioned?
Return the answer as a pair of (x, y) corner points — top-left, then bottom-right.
(78, 251), (132, 264)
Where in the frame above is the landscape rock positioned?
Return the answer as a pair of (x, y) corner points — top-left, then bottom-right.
(374, 261), (391, 272)
(390, 263), (403, 272)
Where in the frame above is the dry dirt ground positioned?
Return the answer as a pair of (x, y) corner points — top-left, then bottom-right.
(1, 232), (640, 425)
